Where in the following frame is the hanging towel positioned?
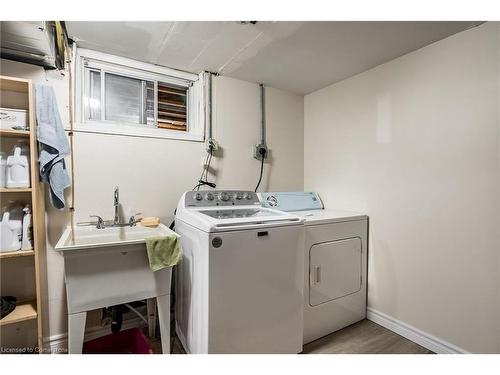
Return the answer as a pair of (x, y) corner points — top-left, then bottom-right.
(145, 235), (181, 272)
(35, 85), (71, 210)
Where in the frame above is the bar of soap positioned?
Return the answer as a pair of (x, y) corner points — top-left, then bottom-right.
(141, 217), (160, 227)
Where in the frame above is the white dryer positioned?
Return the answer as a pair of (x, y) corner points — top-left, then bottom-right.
(259, 192), (368, 344)
(174, 190), (305, 353)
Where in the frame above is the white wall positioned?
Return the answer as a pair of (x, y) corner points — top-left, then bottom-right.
(1, 59), (304, 342)
(304, 22), (500, 353)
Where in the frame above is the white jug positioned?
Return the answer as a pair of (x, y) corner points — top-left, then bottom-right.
(0, 209), (23, 252)
(6, 146), (30, 188)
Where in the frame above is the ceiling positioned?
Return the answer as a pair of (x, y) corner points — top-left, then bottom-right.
(66, 21), (482, 95)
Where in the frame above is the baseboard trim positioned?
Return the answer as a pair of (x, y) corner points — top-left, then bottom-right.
(43, 317), (147, 353)
(367, 307), (469, 354)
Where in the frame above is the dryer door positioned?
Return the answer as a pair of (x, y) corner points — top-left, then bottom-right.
(309, 238), (362, 306)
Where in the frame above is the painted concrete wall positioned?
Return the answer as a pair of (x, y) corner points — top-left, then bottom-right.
(304, 22), (500, 353)
(0, 58), (304, 344)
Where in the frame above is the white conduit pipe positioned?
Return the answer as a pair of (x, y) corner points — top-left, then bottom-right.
(207, 72), (213, 140)
(259, 83), (266, 146)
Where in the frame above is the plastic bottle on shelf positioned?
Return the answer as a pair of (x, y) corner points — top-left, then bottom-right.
(0, 203), (23, 252)
(21, 204), (33, 251)
(0, 152), (6, 188)
(6, 142), (30, 188)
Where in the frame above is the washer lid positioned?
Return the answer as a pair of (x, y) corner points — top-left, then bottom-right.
(176, 204), (303, 233)
(198, 208), (281, 220)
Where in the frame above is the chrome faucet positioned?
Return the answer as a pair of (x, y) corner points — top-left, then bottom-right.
(78, 186), (142, 229)
(114, 186), (120, 225)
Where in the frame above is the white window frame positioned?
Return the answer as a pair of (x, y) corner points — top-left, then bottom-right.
(73, 47), (206, 142)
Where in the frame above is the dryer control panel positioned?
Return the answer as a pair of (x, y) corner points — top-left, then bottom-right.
(185, 190), (261, 207)
(258, 192), (324, 211)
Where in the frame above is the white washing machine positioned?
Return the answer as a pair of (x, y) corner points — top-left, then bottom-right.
(174, 190), (305, 353)
(259, 192), (368, 344)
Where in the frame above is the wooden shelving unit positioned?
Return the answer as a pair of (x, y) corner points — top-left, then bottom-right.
(0, 301), (37, 327)
(0, 75), (46, 351)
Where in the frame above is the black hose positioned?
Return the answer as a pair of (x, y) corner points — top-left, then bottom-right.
(169, 209), (176, 230)
(194, 151), (210, 191)
(110, 305), (124, 333)
(193, 147), (215, 191)
(254, 157), (264, 192)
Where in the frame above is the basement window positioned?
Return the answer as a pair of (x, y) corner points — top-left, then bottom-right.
(75, 48), (205, 141)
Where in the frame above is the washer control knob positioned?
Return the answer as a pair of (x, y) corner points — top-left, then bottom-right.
(195, 193), (203, 201)
(245, 193), (253, 200)
(206, 192), (215, 201)
(219, 192), (230, 202)
(235, 192), (243, 200)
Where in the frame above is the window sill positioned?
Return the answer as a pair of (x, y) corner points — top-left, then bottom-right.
(69, 122), (205, 142)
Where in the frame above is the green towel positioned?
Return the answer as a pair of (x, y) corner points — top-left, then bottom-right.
(145, 235), (181, 272)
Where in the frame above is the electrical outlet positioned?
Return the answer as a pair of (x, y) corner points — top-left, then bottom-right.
(206, 138), (219, 153)
(254, 144), (268, 161)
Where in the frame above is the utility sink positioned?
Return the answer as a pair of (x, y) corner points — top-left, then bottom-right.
(54, 222), (178, 354)
(55, 223), (176, 251)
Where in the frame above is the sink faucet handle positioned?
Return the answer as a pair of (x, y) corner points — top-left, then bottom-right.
(129, 212), (142, 226)
(89, 215), (105, 229)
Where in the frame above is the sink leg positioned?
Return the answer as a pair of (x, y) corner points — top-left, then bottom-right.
(147, 298), (157, 338)
(68, 311), (87, 354)
(156, 294), (170, 354)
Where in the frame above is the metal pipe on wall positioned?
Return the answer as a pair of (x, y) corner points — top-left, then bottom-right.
(207, 72), (213, 140)
(259, 83), (266, 146)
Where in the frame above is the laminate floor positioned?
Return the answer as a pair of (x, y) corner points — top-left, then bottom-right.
(302, 319), (433, 354)
(148, 319), (433, 354)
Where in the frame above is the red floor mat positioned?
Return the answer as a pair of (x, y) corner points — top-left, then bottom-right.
(83, 328), (152, 354)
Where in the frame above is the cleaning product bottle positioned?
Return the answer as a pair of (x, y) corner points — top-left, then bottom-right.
(0, 204), (22, 252)
(0, 210), (16, 252)
(21, 204), (33, 251)
(6, 143), (30, 188)
(10, 203), (23, 249)
(0, 152), (6, 188)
